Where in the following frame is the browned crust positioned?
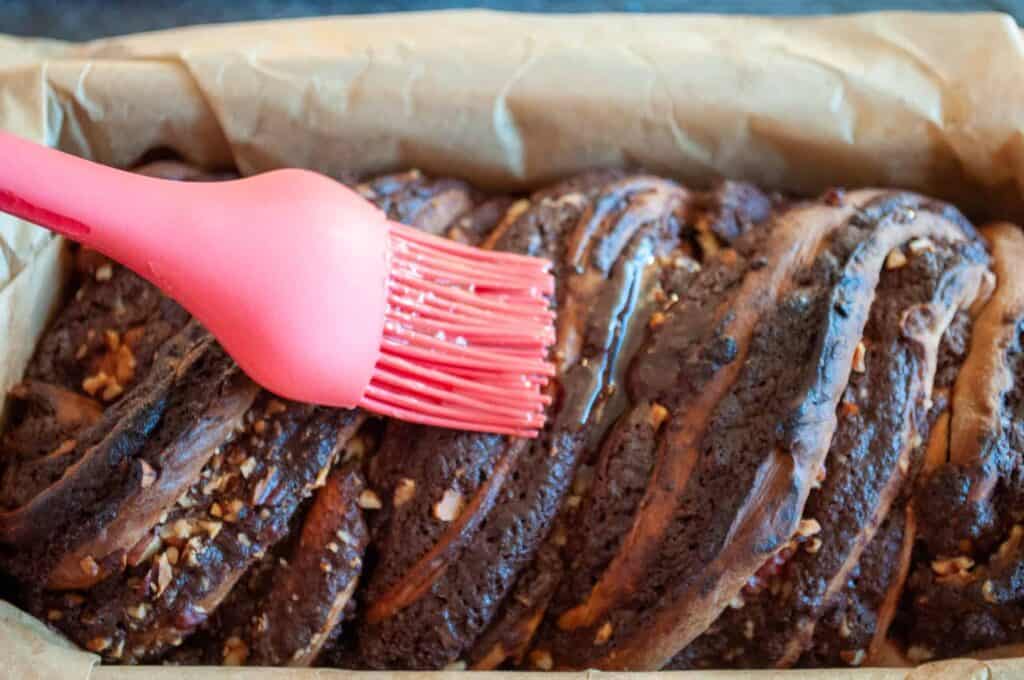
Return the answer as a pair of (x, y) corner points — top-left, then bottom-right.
(948, 224), (1024, 503)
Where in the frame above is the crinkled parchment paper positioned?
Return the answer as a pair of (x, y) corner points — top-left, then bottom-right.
(1, 10), (1024, 679)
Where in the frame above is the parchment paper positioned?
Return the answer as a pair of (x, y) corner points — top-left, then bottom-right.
(2, 9), (1024, 680)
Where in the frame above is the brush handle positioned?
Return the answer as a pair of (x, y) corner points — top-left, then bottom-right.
(0, 131), (390, 407)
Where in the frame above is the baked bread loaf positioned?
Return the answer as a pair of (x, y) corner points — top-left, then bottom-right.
(2, 162), (1023, 671)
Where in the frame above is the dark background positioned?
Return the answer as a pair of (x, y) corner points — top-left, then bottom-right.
(2, 0), (1022, 41)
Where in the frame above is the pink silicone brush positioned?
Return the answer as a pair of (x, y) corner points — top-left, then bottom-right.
(0, 132), (555, 437)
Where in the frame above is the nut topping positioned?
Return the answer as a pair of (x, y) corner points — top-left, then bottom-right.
(529, 650), (554, 671)
(433, 489), (464, 522)
(86, 637), (111, 653)
(359, 489), (383, 510)
(885, 248), (908, 269)
(394, 478), (417, 507)
(239, 456), (258, 479)
(138, 460), (157, 488)
(79, 555), (100, 577)
(95, 264), (113, 281)
(931, 555), (974, 577)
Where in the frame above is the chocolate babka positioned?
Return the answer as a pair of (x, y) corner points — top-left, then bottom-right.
(4, 161), (1024, 672)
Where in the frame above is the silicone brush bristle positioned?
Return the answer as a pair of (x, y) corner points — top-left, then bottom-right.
(359, 222), (556, 437)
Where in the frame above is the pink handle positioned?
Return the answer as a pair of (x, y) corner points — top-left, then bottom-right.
(0, 131), (390, 408)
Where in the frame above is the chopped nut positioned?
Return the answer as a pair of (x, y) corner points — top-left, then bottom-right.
(75, 343), (89, 360)
(81, 371), (109, 396)
(840, 649), (866, 667)
(907, 646), (934, 663)
(359, 489), (383, 510)
(101, 382), (124, 401)
(79, 555), (100, 577)
(321, 561), (333, 573)
(185, 542), (203, 567)
(983, 579), (997, 603)
(104, 329), (120, 351)
(805, 537), (823, 554)
(168, 519), (194, 542)
(198, 520), (223, 539)
(203, 471), (234, 496)
(394, 478), (417, 507)
(138, 460), (157, 488)
(572, 466), (595, 497)
(252, 467), (279, 506)
(744, 619), (755, 640)
(337, 529), (357, 546)
(239, 457), (258, 479)
(529, 650), (554, 670)
(327, 542), (340, 553)
(47, 610), (63, 621)
(86, 637), (111, 652)
(314, 462), (331, 488)
(433, 489), (464, 521)
(176, 493), (196, 509)
(259, 508), (271, 520)
(649, 403), (669, 429)
(797, 518), (822, 537)
(594, 621), (614, 645)
(899, 455), (910, 474)
(342, 435), (368, 463)
(908, 238), (936, 255)
(852, 341), (867, 373)
(931, 555), (974, 576)
(223, 636), (249, 666)
(95, 264), (113, 281)
(238, 533), (251, 548)
(649, 312), (667, 329)
(127, 603), (149, 620)
(210, 503), (224, 518)
(728, 593), (745, 609)
(127, 533), (162, 567)
(551, 525), (568, 547)
(156, 553), (173, 596)
(566, 495), (582, 509)
(885, 248), (908, 270)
